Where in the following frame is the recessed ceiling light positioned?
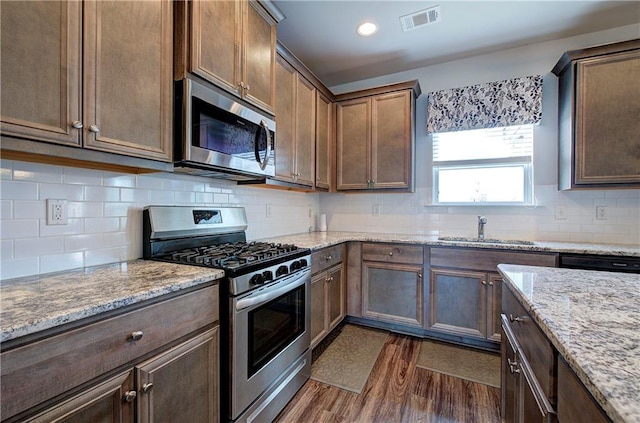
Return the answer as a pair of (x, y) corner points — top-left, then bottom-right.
(357, 22), (378, 37)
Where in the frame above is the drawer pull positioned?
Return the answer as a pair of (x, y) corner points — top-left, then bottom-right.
(129, 331), (144, 341)
(124, 390), (137, 402)
(488, 281), (494, 286)
(482, 280), (487, 285)
(142, 383), (154, 394)
(508, 358), (520, 375)
(326, 255), (332, 261)
(389, 252), (393, 256)
(417, 273), (423, 278)
(326, 276), (334, 282)
(509, 314), (524, 323)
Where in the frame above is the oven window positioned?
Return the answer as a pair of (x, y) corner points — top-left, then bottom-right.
(248, 285), (305, 377)
(192, 98), (273, 162)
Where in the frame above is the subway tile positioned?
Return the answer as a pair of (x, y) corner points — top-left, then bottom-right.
(1, 200), (13, 219)
(1, 257), (39, 280)
(40, 183), (84, 201)
(149, 190), (174, 203)
(85, 217), (120, 233)
(64, 234), (104, 251)
(84, 246), (127, 267)
(0, 160), (12, 180)
(103, 232), (128, 248)
(1, 240), (14, 259)
(39, 218), (84, 237)
(120, 188), (151, 203)
(15, 237), (64, 258)
(104, 203), (131, 217)
(2, 219), (39, 239)
(40, 252), (84, 274)
(195, 192), (214, 204)
(13, 200), (46, 219)
(103, 172), (136, 188)
(13, 161), (63, 183)
(67, 201), (103, 218)
(85, 186), (120, 202)
(63, 167), (103, 186)
(174, 191), (195, 203)
(213, 193), (229, 204)
(1, 180), (38, 200)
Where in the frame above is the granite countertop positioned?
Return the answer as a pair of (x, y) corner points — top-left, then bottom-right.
(258, 231), (640, 257)
(497, 264), (640, 423)
(0, 260), (223, 343)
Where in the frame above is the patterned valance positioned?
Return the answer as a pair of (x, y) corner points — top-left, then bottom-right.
(426, 75), (543, 133)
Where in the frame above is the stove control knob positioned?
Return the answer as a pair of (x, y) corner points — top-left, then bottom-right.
(250, 273), (264, 285)
(290, 260), (301, 272)
(276, 265), (288, 277)
(262, 270), (273, 281)
(299, 259), (308, 268)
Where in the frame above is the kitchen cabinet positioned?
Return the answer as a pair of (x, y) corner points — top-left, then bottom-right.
(552, 39), (640, 189)
(310, 245), (346, 348)
(557, 358), (609, 423)
(274, 54), (316, 187)
(175, 0), (280, 114)
(361, 243), (425, 328)
(335, 81), (420, 191)
(1, 284), (219, 423)
(0, 0), (173, 165)
(315, 91), (334, 190)
(427, 248), (557, 344)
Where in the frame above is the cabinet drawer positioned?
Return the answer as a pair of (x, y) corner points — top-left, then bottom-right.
(430, 247), (557, 272)
(362, 243), (423, 265)
(502, 285), (556, 403)
(1, 284), (218, 420)
(311, 244), (344, 274)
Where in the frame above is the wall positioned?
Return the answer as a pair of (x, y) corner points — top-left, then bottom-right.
(0, 160), (319, 279)
(322, 24), (640, 245)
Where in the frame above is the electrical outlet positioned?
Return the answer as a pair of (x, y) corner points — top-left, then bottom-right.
(596, 206), (608, 220)
(265, 203), (272, 218)
(308, 207), (313, 218)
(372, 204), (381, 216)
(47, 199), (67, 225)
(554, 205), (568, 220)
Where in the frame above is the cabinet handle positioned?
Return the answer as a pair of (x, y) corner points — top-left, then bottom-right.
(89, 124), (100, 134)
(488, 281), (494, 286)
(481, 280), (487, 285)
(142, 382), (154, 394)
(325, 255), (332, 261)
(509, 314), (524, 323)
(245, 83), (250, 92)
(327, 276), (334, 282)
(124, 390), (137, 402)
(71, 120), (83, 129)
(129, 330), (144, 341)
(389, 251), (393, 256)
(508, 358), (520, 375)
(417, 273), (423, 278)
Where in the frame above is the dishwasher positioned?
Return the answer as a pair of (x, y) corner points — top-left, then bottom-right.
(559, 254), (640, 273)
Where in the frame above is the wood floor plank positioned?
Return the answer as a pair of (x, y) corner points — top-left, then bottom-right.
(275, 331), (501, 423)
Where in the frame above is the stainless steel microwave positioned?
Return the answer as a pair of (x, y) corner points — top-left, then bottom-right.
(174, 78), (275, 180)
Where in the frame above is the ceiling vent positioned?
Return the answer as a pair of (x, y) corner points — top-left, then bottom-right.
(400, 5), (441, 32)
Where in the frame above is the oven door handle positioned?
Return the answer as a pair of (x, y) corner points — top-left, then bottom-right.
(235, 269), (309, 312)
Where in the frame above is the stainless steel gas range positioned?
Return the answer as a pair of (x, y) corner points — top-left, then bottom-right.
(143, 206), (311, 423)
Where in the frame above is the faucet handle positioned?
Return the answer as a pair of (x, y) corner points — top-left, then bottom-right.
(478, 216), (487, 223)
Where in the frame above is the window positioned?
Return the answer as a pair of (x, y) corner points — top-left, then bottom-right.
(432, 125), (533, 205)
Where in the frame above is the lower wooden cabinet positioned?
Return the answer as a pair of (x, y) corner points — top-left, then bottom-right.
(557, 358), (609, 423)
(361, 243), (424, 328)
(310, 245), (346, 347)
(1, 285), (219, 423)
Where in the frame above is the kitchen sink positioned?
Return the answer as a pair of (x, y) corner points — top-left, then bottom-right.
(437, 236), (535, 245)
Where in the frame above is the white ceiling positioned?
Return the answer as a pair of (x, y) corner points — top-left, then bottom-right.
(273, 1), (640, 86)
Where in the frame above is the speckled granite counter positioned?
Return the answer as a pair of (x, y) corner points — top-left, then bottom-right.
(497, 264), (640, 423)
(0, 260), (223, 343)
(258, 231), (640, 257)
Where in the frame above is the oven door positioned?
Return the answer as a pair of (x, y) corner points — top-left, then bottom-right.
(230, 267), (311, 420)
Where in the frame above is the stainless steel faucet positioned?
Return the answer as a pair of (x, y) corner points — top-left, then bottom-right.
(478, 216), (487, 240)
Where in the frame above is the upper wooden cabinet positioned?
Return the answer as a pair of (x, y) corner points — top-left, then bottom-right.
(176, 0), (279, 114)
(274, 54), (315, 187)
(315, 91), (334, 190)
(0, 0), (173, 164)
(552, 39), (640, 189)
(336, 81), (420, 191)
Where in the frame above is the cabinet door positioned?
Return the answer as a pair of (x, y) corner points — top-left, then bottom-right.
(336, 98), (370, 190)
(315, 92), (333, 190)
(189, 0), (240, 98)
(371, 91), (412, 189)
(487, 273), (503, 343)
(501, 319), (518, 423)
(574, 50), (640, 185)
(294, 75), (316, 187)
(362, 261), (423, 327)
(136, 328), (219, 423)
(310, 272), (328, 348)
(0, 1), (81, 146)
(557, 358), (608, 423)
(83, 0), (172, 161)
(242, 1), (276, 112)
(26, 371), (134, 423)
(274, 55), (296, 183)
(327, 265), (345, 331)
(428, 268), (486, 339)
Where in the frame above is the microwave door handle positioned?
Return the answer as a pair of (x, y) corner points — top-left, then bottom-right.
(254, 119), (272, 170)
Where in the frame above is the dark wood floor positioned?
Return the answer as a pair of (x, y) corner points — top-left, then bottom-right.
(275, 332), (501, 423)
